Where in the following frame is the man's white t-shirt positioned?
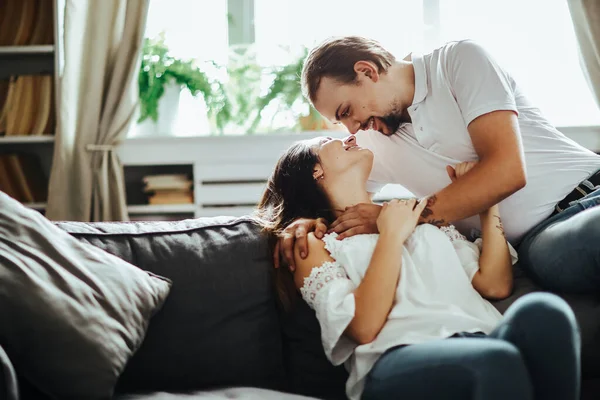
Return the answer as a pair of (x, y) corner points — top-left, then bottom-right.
(357, 40), (600, 244)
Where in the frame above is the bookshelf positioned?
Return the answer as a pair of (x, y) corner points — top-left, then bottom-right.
(0, 45), (55, 79)
(0, 45), (54, 54)
(0, 0), (61, 214)
(23, 202), (47, 211)
(0, 135), (55, 144)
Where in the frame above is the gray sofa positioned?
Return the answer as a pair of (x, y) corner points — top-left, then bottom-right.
(1, 216), (599, 399)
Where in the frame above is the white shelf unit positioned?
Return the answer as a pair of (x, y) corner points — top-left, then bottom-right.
(127, 204), (196, 215)
(117, 126), (600, 221)
(118, 132), (343, 220)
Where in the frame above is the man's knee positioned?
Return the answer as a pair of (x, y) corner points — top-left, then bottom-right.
(576, 209), (600, 241)
(507, 293), (579, 335)
(364, 342), (529, 399)
(473, 342), (532, 397)
(476, 341), (526, 374)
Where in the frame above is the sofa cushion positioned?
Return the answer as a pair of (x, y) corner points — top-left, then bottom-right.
(0, 192), (172, 399)
(0, 346), (18, 400)
(54, 217), (286, 394)
(279, 296), (348, 400)
(492, 264), (600, 380)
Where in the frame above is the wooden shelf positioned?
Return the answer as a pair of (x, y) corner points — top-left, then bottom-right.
(0, 135), (55, 144)
(0, 45), (54, 55)
(127, 204), (196, 215)
(24, 202), (47, 210)
(0, 46), (55, 79)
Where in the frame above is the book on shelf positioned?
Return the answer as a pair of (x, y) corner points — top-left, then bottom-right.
(28, 0), (54, 46)
(148, 190), (194, 205)
(0, 157), (18, 199)
(142, 173), (194, 204)
(12, 0), (36, 46)
(143, 174), (193, 191)
(0, 0), (54, 46)
(0, 153), (47, 203)
(17, 153), (48, 201)
(0, 75), (54, 136)
(0, 0), (56, 137)
(0, 79), (10, 133)
(143, 173), (190, 184)
(30, 75), (53, 135)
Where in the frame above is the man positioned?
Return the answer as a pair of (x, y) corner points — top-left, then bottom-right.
(276, 36), (600, 294)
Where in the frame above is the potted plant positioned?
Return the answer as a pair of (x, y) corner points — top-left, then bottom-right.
(248, 47), (335, 133)
(137, 37), (337, 135)
(137, 34), (231, 135)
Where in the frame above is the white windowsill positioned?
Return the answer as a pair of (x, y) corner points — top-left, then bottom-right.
(123, 126), (600, 152)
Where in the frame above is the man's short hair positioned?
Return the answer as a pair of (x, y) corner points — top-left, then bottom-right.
(301, 36), (396, 105)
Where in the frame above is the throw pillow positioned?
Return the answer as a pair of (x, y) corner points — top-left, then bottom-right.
(0, 192), (172, 399)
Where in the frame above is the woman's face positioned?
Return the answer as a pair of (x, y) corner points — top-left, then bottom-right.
(308, 135), (374, 182)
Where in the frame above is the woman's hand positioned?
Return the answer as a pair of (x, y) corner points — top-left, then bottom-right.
(377, 198), (428, 243)
(446, 161), (478, 182)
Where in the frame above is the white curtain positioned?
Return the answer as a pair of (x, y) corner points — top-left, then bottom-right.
(568, 0), (600, 107)
(46, 0), (149, 221)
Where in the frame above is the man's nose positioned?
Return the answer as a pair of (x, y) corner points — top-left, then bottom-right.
(343, 119), (361, 135)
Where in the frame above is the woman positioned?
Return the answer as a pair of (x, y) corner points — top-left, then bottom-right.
(255, 135), (580, 400)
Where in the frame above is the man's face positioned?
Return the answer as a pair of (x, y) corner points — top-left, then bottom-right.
(313, 66), (407, 136)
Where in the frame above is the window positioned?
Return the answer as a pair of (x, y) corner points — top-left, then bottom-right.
(137, 0), (600, 137)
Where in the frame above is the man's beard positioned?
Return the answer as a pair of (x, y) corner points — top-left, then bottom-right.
(379, 102), (409, 135)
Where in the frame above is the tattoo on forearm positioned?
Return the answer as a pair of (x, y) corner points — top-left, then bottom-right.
(426, 218), (446, 227)
(420, 195), (437, 220)
(494, 215), (505, 237)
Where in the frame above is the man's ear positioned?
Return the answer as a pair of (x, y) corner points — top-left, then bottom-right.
(313, 163), (324, 181)
(354, 61), (380, 82)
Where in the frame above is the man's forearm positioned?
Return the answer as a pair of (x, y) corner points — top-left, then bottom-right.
(419, 160), (525, 226)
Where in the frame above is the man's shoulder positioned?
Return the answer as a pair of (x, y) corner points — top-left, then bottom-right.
(433, 39), (489, 63)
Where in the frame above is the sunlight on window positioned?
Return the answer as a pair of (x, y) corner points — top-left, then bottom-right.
(437, 0), (600, 127)
(137, 0), (600, 137)
(254, 0), (600, 128)
(253, 0), (426, 66)
(144, 0), (228, 64)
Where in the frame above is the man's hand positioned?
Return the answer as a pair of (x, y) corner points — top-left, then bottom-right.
(274, 217), (328, 271)
(329, 203), (382, 240)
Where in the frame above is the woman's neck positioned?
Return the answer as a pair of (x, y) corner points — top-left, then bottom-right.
(325, 180), (373, 217)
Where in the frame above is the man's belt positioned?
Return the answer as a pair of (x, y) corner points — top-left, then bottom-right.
(553, 168), (600, 216)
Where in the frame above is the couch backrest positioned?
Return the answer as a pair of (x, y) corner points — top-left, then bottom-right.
(53, 217), (348, 399)
(54, 217), (285, 393)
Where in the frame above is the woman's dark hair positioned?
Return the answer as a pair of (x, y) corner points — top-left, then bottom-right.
(254, 141), (335, 310)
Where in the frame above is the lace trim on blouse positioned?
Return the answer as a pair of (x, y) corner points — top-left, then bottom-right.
(300, 260), (348, 309)
(439, 225), (467, 242)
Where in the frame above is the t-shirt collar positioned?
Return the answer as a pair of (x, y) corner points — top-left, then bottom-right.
(410, 52), (428, 105)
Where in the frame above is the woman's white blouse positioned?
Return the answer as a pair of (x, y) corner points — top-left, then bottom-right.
(299, 224), (518, 400)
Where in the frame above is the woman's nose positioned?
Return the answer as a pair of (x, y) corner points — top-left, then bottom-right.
(344, 135), (356, 145)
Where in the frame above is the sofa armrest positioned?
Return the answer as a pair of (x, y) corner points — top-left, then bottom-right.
(0, 345), (19, 400)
